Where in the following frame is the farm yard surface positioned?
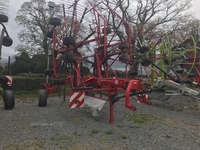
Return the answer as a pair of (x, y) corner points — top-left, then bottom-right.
(0, 95), (200, 150)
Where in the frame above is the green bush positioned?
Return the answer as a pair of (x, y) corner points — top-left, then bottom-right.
(11, 76), (70, 94)
(11, 76), (50, 91)
(17, 73), (45, 78)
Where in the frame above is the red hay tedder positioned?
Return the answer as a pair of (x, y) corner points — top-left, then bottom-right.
(38, 0), (153, 124)
(38, 0), (200, 124)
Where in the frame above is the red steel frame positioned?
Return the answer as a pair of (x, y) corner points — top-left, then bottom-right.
(41, 0), (152, 124)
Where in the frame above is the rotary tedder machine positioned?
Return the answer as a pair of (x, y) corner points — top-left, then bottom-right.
(38, 0), (200, 124)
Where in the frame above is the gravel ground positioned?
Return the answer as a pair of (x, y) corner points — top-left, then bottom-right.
(0, 94), (200, 150)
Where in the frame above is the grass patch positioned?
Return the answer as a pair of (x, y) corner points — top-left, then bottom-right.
(3, 140), (44, 150)
(73, 132), (81, 136)
(91, 129), (99, 134)
(126, 113), (158, 124)
(116, 124), (124, 128)
(121, 135), (128, 139)
(14, 90), (38, 99)
(105, 130), (114, 135)
(51, 135), (73, 142)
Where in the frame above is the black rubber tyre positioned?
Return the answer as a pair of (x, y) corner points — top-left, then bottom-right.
(49, 18), (61, 26)
(141, 58), (151, 66)
(119, 54), (130, 63)
(64, 53), (77, 63)
(63, 36), (76, 47)
(102, 27), (112, 35)
(38, 89), (47, 107)
(139, 46), (150, 54)
(0, 14), (8, 23)
(46, 31), (53, 38)
(2, 36), (13, 47)
(118, 43), (129, 50)
(3, 90), (15, 110)
(164, 59), (169, 65)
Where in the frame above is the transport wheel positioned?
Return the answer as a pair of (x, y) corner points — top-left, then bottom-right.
(3, 90), (15, 109)
(49, 18), (61, 26)
(38, 89), (47, 107)
(2, 36), (13, 47)
(0, 14), (8, 23)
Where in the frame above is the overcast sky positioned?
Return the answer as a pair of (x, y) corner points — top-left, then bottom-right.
(1, 0), (200, 60)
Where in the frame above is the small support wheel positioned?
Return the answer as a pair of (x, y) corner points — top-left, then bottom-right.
(2, 36), (13, 47)
(118, 43), (129, 50)
(38, 89), (47, 107)
(139, 46), (150, 54)
(3, 90), (15, 110)
(119, 54), (130, 63)
(63, 36), (76, 47)
(0, 14), (8, 23)
(141, 58), (151, 66)
(48, 18), (61, 26)
(46, 31), (53, 38)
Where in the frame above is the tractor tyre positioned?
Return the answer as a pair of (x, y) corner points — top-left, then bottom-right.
(3, 90), (15, 110)
(0, 14), (8, 23)
(2, 36), (13, 47)
(49, 18), (61, 26)
(38, 89), (47, 107)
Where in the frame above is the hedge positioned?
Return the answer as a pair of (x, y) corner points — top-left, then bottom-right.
(11, 76), (52, 91)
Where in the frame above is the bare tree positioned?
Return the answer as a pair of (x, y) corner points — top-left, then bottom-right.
(102, 0), (193, 47)
(15, 0), (50, 56)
